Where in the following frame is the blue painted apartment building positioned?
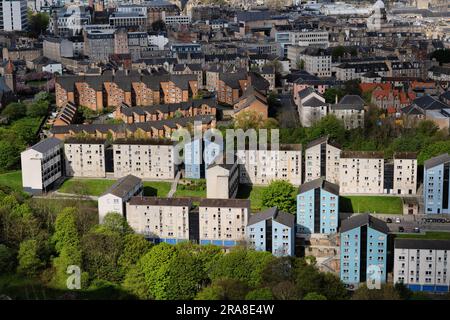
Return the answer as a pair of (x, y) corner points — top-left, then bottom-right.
(424, 153), (450, 214)
(340, 214), (389, 289)
(184, 138), (221, 179)
(296, 178), (339, 234)
(247, 207), (296, 257)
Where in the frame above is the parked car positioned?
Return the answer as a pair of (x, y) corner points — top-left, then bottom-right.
(398, 226), (405, 232)
(414, 227), (420, 233)
(386, 218), (392, 223)
(395, 217), (401, 223)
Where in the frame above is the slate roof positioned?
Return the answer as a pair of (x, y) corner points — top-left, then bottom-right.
(395, 239), (450, 251)
(199, 198), (250, 208)
(248, 207), (295, 228)
(340, 151), (384, 159)
(340, 213), (389, 234)
(30, 137), (62, 153)
(306, 135), (341, 150)
(298, 177), (339, 195)
(424, 153), (450, 169)
(303, 96), (326, 108)
(128, 196), (193, 207)
(101, 174), (142, 198)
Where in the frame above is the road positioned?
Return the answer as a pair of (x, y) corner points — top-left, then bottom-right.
(276, 94), (299, 128)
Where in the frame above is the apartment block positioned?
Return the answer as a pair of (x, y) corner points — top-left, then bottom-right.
(206, 154), (239, 199)
(394, 239), (450, 293)
(237, 144), (302, 186)
(296, 87), (328, 127)
(20, 138), (63, 195)
(126, 197), (193, 244)
(298, 48), (331, 78)
(112, 139), (176, 180)
(199, 198), (250, 247)
(247, 207), (295, 257)
(184, 138), (219, 179)
(340, 214), (389, 289)
(384, 152), (418, 195)
(64, 138), (107, 178)
(424, 153), (450, 214)
(339, 151), (384, 195)
(98, 174), (143, 223)
(304, 135), (341, 184)
(297, 178), (339, 235)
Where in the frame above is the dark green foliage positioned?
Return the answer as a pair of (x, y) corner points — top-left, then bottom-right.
(261, 180), (296, 214)
(1, 103), (27, 120)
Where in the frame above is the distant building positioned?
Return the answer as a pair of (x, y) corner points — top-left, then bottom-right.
(20, 138), (63, 195)
(329, 95), (365, 130)
(424, 153), (450, 214)
(298, 47), (332, 78)
(97, 175), (143, 223)
(126, 197), (193, 244)
(394, 239), (450, 293)
(247, 207), (295, 256)
(296, 178), (339, 234)
(64, 138), (107, 178)
(340, 214), (389, 289)
(199, 198), (250, 246)
(1, 0), (28, 31)
(296, 87), (328, 127)
(304, 135), (341, 184)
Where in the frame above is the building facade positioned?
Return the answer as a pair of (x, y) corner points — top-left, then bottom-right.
(304, 136), (341, 184)
(424, 153), (450, 214)
(64, 138), (107, 178)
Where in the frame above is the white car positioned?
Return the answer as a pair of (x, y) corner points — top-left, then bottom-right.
(395, 218), (401, 223)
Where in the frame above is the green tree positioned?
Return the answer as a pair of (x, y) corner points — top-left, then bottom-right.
(196, 278), (249, 300)
(28, 11), (50, 37)
(1, 102), (27, 120)
(123, 264), (152, 299)
(17, 239), (44, 276)
(303, 292), (327, 300)
(352, 284), (401, 300)
(210, 247), (274, 287)
(308, 115), (346, 144)
(27, 100), (49, 118)
(0, 244), (15, 273)
(418, 140), (450, 165)
(261, 180), (296, 213)
(118, 233), (153, 276)
(51, 207), (79, 253)
(323, 88), (343, 104)
(0, 140), (23, 171)
(100, 212), (133, 236)
(245, 288), (274, 300)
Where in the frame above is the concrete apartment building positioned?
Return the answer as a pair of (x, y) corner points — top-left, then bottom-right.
(206, 154), (239, 199)
(424, 153), (450, 214)
(296, 87), (328, 127)
(394, 239), (450, 293)
(384, 152), (418, 195)
(112, 139), (176, 180)
(2, 0), (28, 31)
(340, 214), (389, 289)
(339, 151), (384, 195)
(296, 178), (340, 235)
(298, 48), (332, 78)
(247, 207), (296, 257)
(304, 135), (341, 184)
(126, 197), (193, 244)
(199, 198), (250, 247)
(21, 138), (63, 195)
(236, 144), (302, 186)
(64, 138), (107, 178)
(97, 174), (143, 223)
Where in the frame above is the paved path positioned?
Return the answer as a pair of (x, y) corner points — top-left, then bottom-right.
(167, 171), (181, 198)
(35, 191), (98, 201)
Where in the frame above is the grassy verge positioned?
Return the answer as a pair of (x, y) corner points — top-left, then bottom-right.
(396, 232), (450, 240)
(236, 184), (267, 212)
(0, 171), (22, 191)
(58, 178), (116, 196)
(143, 181), (171, 197)
(340, 196), (403, 214)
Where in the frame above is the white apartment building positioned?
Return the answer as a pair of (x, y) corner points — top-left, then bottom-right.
(2, 0), (28, 31)
(97, 174), (143, 223)
(199, 198), (250, 246)
(236, 144), (302, 186)
(163, 14), (191, 26)
(55, 4), (91, 36)
(21, 137), (63, 195)
(206, 154), (239, 199)
(339, 151), (384, 195)
(126, 197), (193, 243)
(275, 30), (329, 56)
(64, 138), (107, 178)
(391, 152), (417, 195)
(304, 136), (341, 184)
(298, 48), (332, 78)
(113, 140), (176, 180)
(394, 239), (450, 293)
(296, 87), (328, 127)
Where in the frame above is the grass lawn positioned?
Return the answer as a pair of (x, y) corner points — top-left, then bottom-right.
(396, 232), (450, 240)
(58, 178), (116, 196)
(236, 184), (267, 212)
(340, 196), (403, 214)
(0, 170), (22, 191)
(174, 188), (206, 198)
(59, 178), (172, 197)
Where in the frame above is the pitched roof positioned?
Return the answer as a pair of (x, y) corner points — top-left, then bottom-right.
(199, 198), (250, 208)
(340, 151), (384, 159)
(306, 135), (341, 150)
(340, 213), (389, 234)
(29, 137), (62, 153)
(101, 174), (142, 198)
(395, 239), (450, 250)
(298, 177), (339, 195)
(303, 96), (326, 108)
(424, 153), (450, 169)
(248, 207), (295, 228)
(128, 196), (193, 207)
